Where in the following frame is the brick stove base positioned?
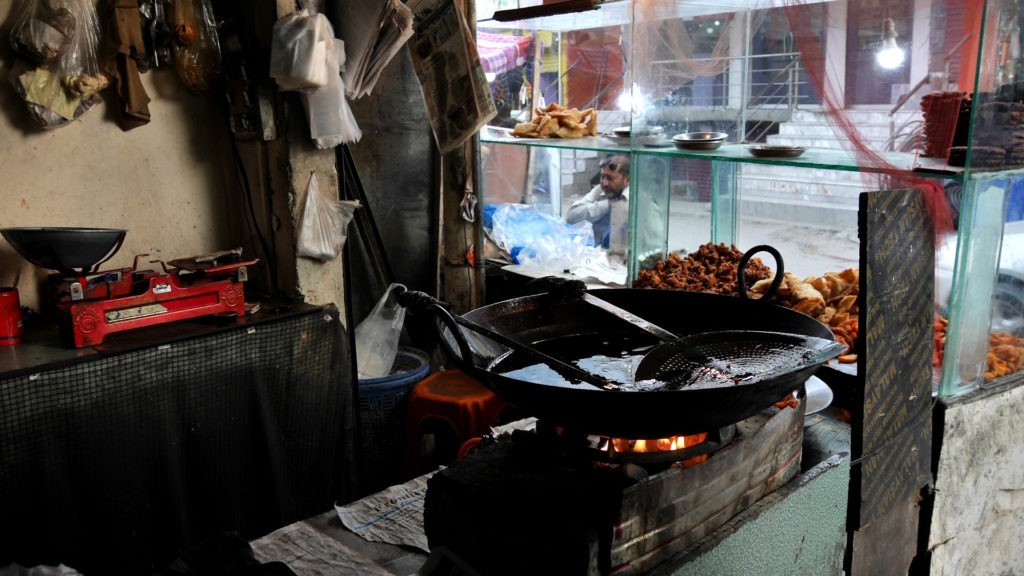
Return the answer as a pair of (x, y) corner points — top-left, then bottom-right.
(424, 397), (805, 575)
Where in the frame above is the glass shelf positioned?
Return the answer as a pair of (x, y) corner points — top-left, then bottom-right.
(481, 128), (629, 154)
(481, 130), (965, 181)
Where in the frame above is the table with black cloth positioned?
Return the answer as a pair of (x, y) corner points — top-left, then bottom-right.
(0, 302), (358, 576)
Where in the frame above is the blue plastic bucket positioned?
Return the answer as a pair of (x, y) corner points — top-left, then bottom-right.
(357, 347), (430, 492)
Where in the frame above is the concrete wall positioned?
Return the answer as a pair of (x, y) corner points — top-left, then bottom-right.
(0, 0), (239, 313)
(929, 378), (1024, 575)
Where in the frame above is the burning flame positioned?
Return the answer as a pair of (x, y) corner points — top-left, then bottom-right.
(601, 432), (708, 454)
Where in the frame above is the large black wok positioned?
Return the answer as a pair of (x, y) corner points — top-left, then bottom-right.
(402, 284), (839, 439)
(399, 245), (841, 438)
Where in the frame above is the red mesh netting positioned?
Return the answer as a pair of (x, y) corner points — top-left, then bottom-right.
(629, 0), (993, 242)
(779, 0), (988, 240)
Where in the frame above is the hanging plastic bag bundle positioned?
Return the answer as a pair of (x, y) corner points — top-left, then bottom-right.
(354, 283), (408, 380)
(296, 170), (361, 262)
(168, 0), (223, 90)
(301, 37), (362, 148)
(269, 8), (331, 92)
(269, 7), (362, 147)
(8, 0), (108, 129)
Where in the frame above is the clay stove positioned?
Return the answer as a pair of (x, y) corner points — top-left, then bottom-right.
(424, 395), (805, 575)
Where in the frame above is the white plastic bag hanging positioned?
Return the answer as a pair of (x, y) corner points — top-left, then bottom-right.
(302, 39), (362, 148)
(269, 9), (332, 92)
(269, 8), (362, 147)
(354, 283), (407, 380)
(296, 170), (360, 261)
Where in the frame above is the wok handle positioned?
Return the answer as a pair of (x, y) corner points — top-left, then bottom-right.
(425, 303), (477, 371)
(738, 244), (784, 301)
(396, 289), (475, 371)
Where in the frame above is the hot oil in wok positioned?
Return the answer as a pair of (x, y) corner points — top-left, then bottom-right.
(495, 331), (649, 388)
(495, 331), (757, 392)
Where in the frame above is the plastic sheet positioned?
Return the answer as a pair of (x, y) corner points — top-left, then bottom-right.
(301, 40), (363, 148)
(484, 203), (600, 268)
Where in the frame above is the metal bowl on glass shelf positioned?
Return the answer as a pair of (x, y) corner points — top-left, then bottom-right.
(747, 144), (808, 158)
(673, 132), (728, 150)
(605, 125), (667, 147)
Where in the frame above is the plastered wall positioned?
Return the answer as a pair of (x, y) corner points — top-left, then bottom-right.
(929, 380), (1024, 575)
(0, 0), (239, 313)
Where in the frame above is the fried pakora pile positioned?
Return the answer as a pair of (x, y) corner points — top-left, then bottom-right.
(934, 316), (1024, 381)
(750, 268), (860, 363)
(631, 244), (773, 296)
(511, 102), (598, 139)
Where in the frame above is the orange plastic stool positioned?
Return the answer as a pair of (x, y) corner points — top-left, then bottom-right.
(405, 369), (511, 478)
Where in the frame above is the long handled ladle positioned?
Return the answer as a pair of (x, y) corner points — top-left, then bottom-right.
(532, 277), (677, 342)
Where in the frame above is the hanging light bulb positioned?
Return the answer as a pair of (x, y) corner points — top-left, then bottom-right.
(876, 18), (905, 69)
(618, 82), (645, 114)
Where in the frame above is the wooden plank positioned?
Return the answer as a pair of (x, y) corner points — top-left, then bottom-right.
(439, 0), (485, 313)
(850, 495), (923, 576)
(848, 188), (934, 568)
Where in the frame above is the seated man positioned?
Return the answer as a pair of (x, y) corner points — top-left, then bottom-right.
(565, 154), (631, 250)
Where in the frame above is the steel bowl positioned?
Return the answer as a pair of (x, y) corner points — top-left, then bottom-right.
(1, 227), (127, 275)
(605, 125), (666, 146)
(673, 132), (728, 150)
(748, 145), (808, 158)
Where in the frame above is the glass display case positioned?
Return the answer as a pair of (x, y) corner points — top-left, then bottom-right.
(474, 0), (1024, 398)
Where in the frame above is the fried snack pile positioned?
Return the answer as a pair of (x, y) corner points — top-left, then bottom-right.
(750, 268), (860, 363)
(511, 102), (598, 139)
(933, 316), (948, 369)
(631, 243), (773, 296)
(985, 332), (1024, 380)
(934, 316), (1024, 381)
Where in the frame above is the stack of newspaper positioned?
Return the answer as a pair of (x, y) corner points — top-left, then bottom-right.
(337, 0), (414, 99)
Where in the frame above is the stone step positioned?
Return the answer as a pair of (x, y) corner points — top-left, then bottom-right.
(789, 108), (919, 125)
(738, 196), (859, 228)
(739, 183), (863, 206)
(761, 134), (900, 150)
(760, 134), (851, 149)
(776, 123), (893, 140)
(740, 162), (868, 182)
(738, 171), (868, 204)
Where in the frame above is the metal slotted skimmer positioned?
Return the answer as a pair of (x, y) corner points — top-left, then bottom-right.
(632, 330), (846, 391)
